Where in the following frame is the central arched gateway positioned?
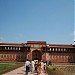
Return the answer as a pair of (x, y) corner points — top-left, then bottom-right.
(32, 50), (42, 61)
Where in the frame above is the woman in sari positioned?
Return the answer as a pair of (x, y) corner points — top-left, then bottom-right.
(37, 62), (41, 74)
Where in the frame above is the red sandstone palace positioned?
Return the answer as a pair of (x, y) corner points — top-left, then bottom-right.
(0, 41), (75, 63)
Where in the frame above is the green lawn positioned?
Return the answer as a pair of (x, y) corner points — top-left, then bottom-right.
(0, 63), (14, 69)
(0, 62), (24, 75)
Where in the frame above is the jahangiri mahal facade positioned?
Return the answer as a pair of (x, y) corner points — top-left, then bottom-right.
(0, 41), (75, 63)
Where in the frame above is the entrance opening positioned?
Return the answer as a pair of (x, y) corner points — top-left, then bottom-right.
(32, 50), (42, 61)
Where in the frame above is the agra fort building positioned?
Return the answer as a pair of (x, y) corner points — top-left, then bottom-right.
(0, 41), (75, 63)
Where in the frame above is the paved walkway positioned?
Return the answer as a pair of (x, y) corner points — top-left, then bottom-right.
(3, 66), (48, 75)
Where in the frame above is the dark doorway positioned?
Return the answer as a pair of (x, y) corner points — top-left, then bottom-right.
(32, 50), (42, 61)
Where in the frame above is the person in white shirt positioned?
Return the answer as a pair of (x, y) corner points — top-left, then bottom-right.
(25, 59), (31, 75)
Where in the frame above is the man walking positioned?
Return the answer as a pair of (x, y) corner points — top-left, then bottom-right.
(25, 59), (31, 75)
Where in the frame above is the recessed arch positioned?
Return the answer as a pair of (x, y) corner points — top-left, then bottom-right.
(32, 50), (42, 61)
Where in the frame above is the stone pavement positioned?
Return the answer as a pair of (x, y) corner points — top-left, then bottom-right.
(3, 66), (48, 75)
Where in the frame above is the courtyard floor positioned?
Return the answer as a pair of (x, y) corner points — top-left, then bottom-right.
(3, 66), (47, 75)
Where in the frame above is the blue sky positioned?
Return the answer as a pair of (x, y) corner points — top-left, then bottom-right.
(0, 0), (74, 44)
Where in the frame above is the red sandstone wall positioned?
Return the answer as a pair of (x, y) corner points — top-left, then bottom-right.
(46, 52), (75, 63)
(0, 51), (25, 62)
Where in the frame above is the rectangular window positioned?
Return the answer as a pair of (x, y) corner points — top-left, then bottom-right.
(19, 47), (20, 50)
(5, 47), (7, 50)
(11, 47), (12, 50)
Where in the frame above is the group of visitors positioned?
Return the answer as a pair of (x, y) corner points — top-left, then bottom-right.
(25, 59), (47, 75)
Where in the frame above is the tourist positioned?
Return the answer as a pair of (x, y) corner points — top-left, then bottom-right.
(43, 62), (46, 73)
(29, 63), (32, 72)
(34, 61), (38, 71)
(31, 60), (35, 72)
(37, 62), (41, 74)
(40, 60), (44, 73)
(25, 59), (31, 75)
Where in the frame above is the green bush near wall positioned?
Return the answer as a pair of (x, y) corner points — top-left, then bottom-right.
(46, 65), (64, 75)
(47, 66), (55, 70)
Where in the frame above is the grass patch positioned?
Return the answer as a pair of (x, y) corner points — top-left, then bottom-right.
(0, 63), (14, 69)
(47, 65), (55, 70)
(0, 62), (24, 75)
